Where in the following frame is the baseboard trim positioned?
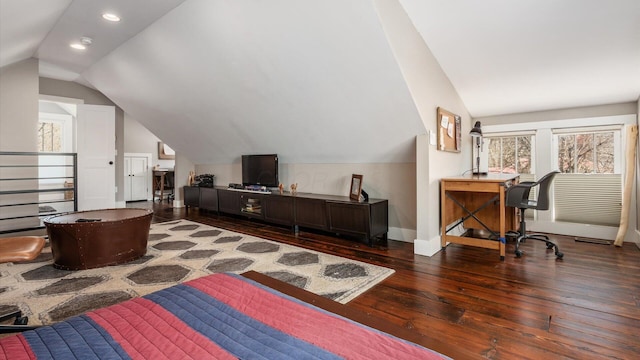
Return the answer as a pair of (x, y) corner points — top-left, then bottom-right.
(413, 236), (442, 257)
(388, 227), (415, 243)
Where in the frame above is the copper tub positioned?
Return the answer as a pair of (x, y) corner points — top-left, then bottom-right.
(44, 208), (153, 270)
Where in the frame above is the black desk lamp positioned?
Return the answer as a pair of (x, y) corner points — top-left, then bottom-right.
(470, 121), (486, 175)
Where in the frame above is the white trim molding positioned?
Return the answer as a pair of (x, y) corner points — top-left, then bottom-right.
(388, 227), (416, 243)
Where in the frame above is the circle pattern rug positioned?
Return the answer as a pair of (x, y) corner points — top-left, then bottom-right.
(0, 220), (394, 326)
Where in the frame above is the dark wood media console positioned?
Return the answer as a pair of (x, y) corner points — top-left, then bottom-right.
(184, 186), (388, 246)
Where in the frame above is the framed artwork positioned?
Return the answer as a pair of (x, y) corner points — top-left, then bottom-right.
(349, 174), (363, 201)
(158, 142), (175, 160)
(436, 107), (461, 152)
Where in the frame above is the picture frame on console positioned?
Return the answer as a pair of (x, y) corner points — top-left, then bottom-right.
(350, 174), (363, 201)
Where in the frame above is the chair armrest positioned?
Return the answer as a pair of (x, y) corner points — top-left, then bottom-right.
(506, 184), (534, 208)
(514, 181), (536, 187)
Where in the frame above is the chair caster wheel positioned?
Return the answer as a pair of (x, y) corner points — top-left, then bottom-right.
(515, 250), (522, 258)
(14, 316), (29, 325)
(556, 252), (564, 259)
(546, 243), (555, 249)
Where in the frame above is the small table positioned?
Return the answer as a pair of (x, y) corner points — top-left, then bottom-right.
(440, 174), (519, 260)
(153, 170), (174, 202)
(44, 208), (153, 270)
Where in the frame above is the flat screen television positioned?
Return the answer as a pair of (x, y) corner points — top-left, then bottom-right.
(242, 154), (279, 187)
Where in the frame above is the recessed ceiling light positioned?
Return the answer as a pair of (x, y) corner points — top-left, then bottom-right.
(102, 13), (121, 22)
(70, 37), (92, 50)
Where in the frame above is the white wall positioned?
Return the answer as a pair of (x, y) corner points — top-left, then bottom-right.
(637, 97), (640, 249)
(477, 102), (637, 125)
(39, 77), (125, 205)
(123, 114), (176, 202)
(374, 0), (471, 255)
(0, 59), (39, 152)
(195, 0), (473, 247)
(124, 114), (175, 170)
(197, 161), (416, 242)
(0, 58), (40, 232)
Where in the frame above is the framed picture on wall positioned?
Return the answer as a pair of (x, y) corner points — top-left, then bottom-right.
(436, 107), (461, 153)
(158, 142), (175, 160)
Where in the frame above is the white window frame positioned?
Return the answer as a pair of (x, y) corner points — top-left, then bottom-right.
(552, 125), (622, 174)
(485, 131), (536, 175)
(38, 113), (73, 153)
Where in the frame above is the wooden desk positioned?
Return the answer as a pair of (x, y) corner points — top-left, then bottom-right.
(440, 174), (518, 260)
(153, 170), (174, 202)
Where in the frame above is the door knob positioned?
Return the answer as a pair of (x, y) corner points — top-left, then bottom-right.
(109, 161), (114, 165)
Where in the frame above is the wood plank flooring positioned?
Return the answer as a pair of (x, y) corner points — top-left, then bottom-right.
(135, 201), (640, 359)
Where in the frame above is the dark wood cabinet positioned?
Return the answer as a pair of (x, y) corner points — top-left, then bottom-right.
(294, 197), (327, 231)
(199, 187), (218, 211)
(264, 196), (294, 226)
(326, 200), (388, 245)
(186, 186), (388, 246)
(217, 189), (241, 215)
(184, 186), (200, 208)
(183, 186), (218, 212)
(327, 201), (369, 235)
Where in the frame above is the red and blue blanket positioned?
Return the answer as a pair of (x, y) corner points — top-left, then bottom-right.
(1, 273), (447, 359)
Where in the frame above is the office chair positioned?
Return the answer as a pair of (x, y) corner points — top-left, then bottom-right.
(0, 236), (46, 333)
(506, 171), (563, 259)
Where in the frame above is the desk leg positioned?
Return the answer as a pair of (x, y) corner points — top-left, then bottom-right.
(161, 174), (166, 202)
(499, 186), (506, 261)
(440, 185), (447, 250)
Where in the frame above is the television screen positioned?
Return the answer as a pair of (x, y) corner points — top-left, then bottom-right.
(242, 154), (278, 187)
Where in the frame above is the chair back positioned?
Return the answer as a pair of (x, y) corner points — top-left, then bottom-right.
(533, 171), (559, 211)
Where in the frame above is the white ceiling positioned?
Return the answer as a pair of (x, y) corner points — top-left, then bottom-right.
(1, 0), (639, 163)
(400, 0), (640, 117)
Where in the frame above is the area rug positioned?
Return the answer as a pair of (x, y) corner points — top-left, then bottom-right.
(0, 219), (394, 326)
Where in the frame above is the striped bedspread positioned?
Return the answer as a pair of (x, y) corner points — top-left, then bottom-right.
(1, 273), (448, 359)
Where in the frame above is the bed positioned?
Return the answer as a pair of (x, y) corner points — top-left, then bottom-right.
(0, 271), (459, 359)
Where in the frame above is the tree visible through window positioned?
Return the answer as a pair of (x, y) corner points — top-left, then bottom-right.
(487, 135), (533, 174)
(38, 122), (62, 152)
(557, 131), (614, 173)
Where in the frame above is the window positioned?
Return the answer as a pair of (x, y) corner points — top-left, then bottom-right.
(487, 135), (534, 174)
(487, 134), (536, 217)
(38, 121), (63, 152)
(557, 131), (615, 174)
(554, 128), (621, 226)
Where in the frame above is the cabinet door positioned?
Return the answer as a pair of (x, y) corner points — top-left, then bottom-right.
(326, 202), (370, 237)
(369, 200), (389, 238)
(295, 197), (327, 230)
(199, 188), (218, 211)
(124, 156), (148, 201)
(239, 193), (265, 219)
(263, 196), (294, 226)
(218, 189), (241, 215)
(183, 186), (200, 207)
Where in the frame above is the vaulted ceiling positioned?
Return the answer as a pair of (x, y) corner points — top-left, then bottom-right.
(1, 0), (639, 164)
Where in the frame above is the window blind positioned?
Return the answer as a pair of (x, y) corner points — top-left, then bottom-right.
(554, 174), (621, 226)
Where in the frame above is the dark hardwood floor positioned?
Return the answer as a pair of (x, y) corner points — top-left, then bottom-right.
(132, 201), (640, 359)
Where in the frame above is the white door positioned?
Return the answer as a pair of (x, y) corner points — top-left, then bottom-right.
(125, 156), (148, 201)
(77, 104), (116, 210)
